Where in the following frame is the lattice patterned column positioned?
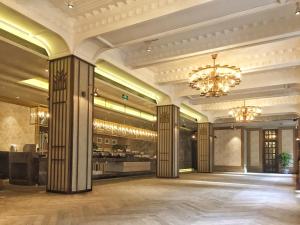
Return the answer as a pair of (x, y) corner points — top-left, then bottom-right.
(197, 123), (213, 173)
(297, 126), (300, 190)
(157, 105), (179, 178)
(47, 55), (94, 193)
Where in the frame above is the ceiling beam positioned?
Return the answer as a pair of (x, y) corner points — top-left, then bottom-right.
(125, 3), (300, 68)
(98, 0), (282, 48)
(75, 0), (214, 43)
(173, 67), (300, 99)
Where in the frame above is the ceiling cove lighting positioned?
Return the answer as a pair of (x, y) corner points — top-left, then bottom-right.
(189, 54), (241, 97)
(18, 79), (156, 122)
(229, 100), (262, 122)
(95, 67), (161, 102)
(0, 20), (50, 55)
(94, 97), (157, 122)
(180, 104), (208, 122)
(19, 78), (49, 91)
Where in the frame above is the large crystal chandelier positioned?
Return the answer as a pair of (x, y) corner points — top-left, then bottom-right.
(229, 101), (262, 122)
(189, 54), (241, 97)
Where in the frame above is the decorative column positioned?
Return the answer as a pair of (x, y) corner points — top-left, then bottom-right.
(157, 105), (179, 178)
(297, 126), (300, 190)
(197, 123), (213, 173)
(47, 55), (94, 193)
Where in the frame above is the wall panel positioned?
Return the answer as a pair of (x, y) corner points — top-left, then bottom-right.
(247, 129), (263, 172)
(0, 101), (35, 151)
(213, 128), (243, 172)
(281, 129), (295, 173)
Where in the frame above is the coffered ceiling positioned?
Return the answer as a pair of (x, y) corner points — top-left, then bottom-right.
(2, 0), (300, 122)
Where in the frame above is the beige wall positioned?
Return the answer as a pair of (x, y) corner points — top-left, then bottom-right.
(214, 129), (242, 167)
(249, 130), (260, 167)
(281, 129), (294, 167)
(0, 101), (35, 151)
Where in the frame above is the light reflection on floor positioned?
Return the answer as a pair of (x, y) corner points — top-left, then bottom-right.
(0, 173), (299, 225)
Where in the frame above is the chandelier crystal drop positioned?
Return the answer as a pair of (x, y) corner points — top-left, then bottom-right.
(189, 54), (241, 97)
(229, 101), (262, 122)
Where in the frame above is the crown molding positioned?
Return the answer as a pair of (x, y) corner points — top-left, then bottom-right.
(125, 3), (300, 68)
(154, 39), (300, 84)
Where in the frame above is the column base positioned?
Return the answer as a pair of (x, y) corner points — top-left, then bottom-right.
(46, 188), (92, 194)
(156, 175), (179, 178)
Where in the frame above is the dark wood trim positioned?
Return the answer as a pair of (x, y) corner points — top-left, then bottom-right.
(68, 56), (75, 193)
(76, 57), (80, 191)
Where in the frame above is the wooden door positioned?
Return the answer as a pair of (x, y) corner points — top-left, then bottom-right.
(263, 130), (278, 173)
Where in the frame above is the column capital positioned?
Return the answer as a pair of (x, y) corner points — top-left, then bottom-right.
(49, 54), (96, 67)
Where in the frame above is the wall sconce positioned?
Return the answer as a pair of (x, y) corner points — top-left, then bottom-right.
(93, 88), (101, 97)
(30, 106), (49, 125)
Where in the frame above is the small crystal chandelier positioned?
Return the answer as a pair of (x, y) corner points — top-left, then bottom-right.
(229, 100), (262, 122)
(189, 54), (241, 97)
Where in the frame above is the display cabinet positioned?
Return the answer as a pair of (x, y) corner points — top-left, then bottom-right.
(30, 106), (49, 156)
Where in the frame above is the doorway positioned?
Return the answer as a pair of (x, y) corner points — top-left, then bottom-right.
(263, 129), (279, 173)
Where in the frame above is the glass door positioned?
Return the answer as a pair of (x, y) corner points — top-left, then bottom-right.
(263, 129), (278, 173)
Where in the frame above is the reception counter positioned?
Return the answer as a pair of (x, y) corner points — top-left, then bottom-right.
(106, 161), (151, 172)
(92, 157), (155, 179)
(7, 152), (47, 186)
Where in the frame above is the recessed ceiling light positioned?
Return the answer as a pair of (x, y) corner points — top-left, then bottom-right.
(93, 88), (100, 97)
(45, 69), (49, 72)
(144, 39), (158, 53)
(16, 96), (20, 100)
(296, 2), (300, 15)
(66, 1), (74, 9)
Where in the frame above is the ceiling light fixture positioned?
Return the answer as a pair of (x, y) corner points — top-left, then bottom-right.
(296, 2), (300, 15)
(144, 39), (158, 53)
(19, 78), (49, 91)
(188, 54), (241, 97)
(229, 100), (262, 122)
(66, 1), (74, 9)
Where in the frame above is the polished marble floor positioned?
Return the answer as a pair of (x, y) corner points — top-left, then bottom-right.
(0, 173), (299, 225)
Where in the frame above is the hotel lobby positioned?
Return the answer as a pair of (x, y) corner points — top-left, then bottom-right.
(0, 0), (300, 224)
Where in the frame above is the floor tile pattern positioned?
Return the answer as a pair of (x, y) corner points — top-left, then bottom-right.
(0, 173), (299, 225)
